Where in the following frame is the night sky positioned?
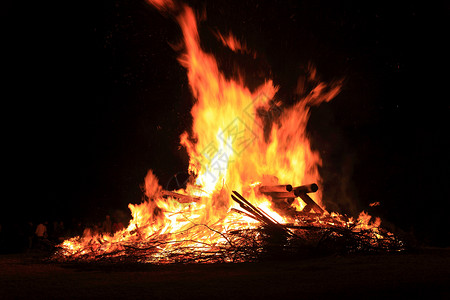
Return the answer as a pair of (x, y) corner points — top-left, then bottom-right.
(3, 1), (449, 245)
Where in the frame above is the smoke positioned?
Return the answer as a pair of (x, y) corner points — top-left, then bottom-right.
(307, 100), (362, 217)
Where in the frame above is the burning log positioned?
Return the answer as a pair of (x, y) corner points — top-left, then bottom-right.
(259, 183), (324, 214)
(263, 192), (296, 199)
(259, 184), (293, 193)
(231, 191), (293, 236)
(260, 183), (318, 199)
(231, 208), (261, 222)
(161, 190), (200, 203)
(293, 183), (318, 194)
(231, 191), (278, 226)
(296, 193), (324, 214)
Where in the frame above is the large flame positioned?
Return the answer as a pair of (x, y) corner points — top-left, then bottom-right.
(175, 5), (342, 208)
(57, 1), (396, 263)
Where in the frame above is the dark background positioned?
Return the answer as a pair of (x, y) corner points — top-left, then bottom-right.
(2, 1), (449, 246)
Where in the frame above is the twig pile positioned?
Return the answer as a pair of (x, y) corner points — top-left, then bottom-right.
(52, 191), (404, 264)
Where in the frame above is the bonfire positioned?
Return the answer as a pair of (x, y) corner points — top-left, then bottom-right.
(53, 0), (404, 264)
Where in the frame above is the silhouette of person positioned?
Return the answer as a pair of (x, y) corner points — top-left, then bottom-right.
(35, 221), (47, 239)
(35, 221), (48, 249)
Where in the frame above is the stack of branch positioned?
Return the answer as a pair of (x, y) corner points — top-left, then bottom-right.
(231, 187), (405, 256)
(51, 185), (405, 265)
(313, 225), (405, 254)
(52, 224), (267, 264)
(230, 191), (292, 237)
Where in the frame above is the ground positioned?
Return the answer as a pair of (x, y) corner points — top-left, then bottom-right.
(0, 248), (449, 299)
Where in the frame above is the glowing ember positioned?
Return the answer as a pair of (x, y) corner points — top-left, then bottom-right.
(54, 0), (403, 263)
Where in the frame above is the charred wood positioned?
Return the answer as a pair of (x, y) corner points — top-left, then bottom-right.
(259, 184), (293, 193)
(260, 184), (317, 198)
(264, 191), (296, 198)
(296, 192), (324, 214)
(292, 183), (318, 194)
(231, 191), (293, 236)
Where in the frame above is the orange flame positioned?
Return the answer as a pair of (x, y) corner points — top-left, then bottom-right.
(56, 0), (396, 263)
(215, 31), (257, 58)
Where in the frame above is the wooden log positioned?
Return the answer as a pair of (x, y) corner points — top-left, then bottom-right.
(161, 190), (200, 203)
(231, 192), (275, 225)
(259, 184), (293, 193)
(271, 197), (295, 205)
(260, 184), (318, 199)
(296, 192), (324, 214)
(231, 191), (293, 236)
(264, 191), (295, 198)
(292, 183), (318, 195)
(230, 208), (260, 222)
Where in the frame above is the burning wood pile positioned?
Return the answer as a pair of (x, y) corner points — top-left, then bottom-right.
(52, 0), (404, 264)
(53, 182), (403, 264)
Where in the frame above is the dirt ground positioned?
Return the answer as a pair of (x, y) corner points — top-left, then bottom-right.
(0, 248), (449, 299)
